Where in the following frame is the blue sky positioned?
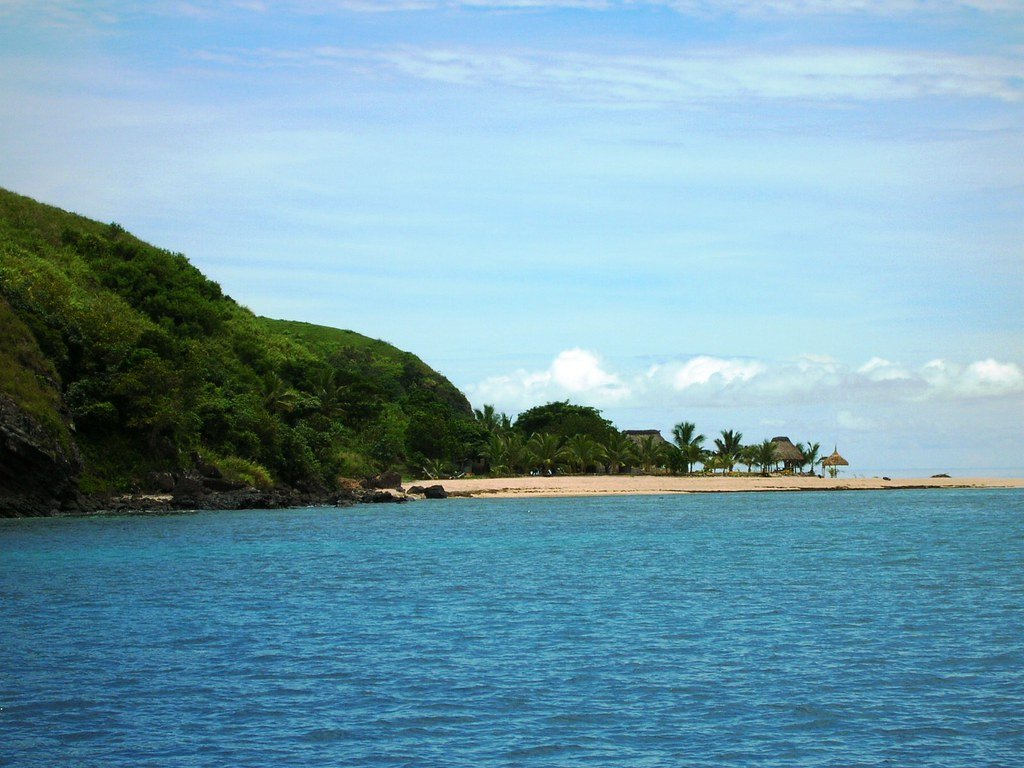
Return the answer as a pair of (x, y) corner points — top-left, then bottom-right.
(2, 0), (1022, 475)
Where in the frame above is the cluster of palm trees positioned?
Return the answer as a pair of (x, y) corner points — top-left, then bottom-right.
(674, 423), (823, 477)
(473, 407), (823, 478)
(480, 430), (648, 476)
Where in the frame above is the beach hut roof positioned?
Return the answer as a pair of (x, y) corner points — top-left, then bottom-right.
(822, 449), (849, 466)
(623, 429), (670, 446)
(770, 436), (805, 463)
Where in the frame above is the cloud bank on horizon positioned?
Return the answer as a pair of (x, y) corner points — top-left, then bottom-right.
(467, 348), (1024, 412)
(1, 0), (1021, 472)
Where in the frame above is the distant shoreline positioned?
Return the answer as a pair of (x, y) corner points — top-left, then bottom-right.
(439, 475), (1024, 499)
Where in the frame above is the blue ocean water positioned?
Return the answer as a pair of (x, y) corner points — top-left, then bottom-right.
(2, 489), (1023, 768)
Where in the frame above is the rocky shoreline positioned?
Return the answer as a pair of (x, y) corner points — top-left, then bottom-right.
(54, 471), (453, 517)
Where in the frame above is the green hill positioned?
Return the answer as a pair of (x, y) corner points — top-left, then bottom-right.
(0, 188), (478, 513)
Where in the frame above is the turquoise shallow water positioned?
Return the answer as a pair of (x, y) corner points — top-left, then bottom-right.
(2, 489), (1023, 767)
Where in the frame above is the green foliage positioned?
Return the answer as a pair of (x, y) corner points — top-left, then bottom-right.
(526, 432), (567, 473)
(563, 434), (604, 474)
(0, 296), (70, 449)
(0, 187), (479, 493)
(754, 439), (779, 476)
(600, 432), (636, 475)
(514, 401), (617, 443)
(205, 453), (274, 490)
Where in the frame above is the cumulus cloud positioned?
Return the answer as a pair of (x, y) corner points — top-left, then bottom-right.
(467, 348), (632, 409)
(921, 358), (1024, 398)
(466, 349), (1024, 413)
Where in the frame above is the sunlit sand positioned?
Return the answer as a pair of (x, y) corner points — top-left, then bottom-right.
(436, 474), (1024, 499)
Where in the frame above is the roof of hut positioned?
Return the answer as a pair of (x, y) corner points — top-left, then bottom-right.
(822, 449), (849, 466)
(623, 429), (670, 446)
(770, 436), (805, 463)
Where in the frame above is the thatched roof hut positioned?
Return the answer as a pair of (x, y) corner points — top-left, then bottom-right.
(822, 448), (849, 477)
(822, 449), (849, 467)
(623, 429), (670, 447)
(770, 436), (804, 469)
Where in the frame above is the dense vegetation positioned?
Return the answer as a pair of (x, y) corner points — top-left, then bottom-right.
(475, 403), (824, 478)
(0, 188), (478, 493)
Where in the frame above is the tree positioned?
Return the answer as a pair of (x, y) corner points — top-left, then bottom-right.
(564, 434), (603, 474)
(481, 431), (528, 475)
(799, 441), (821, 476)
(716, 453), (735, 475)
(526, 432), (566, 473)
(752, 439), (778, 476)
(261, 372), (298, 415)
(474, 403), (510, 435)
(680, 442), (705, 474)
(514, 401), (617, 443)
(672, 420), (705, 473)
(635, 435), (666, 474)
(715, 429), (743, 456)
(738, 445), (757, 474)
(601, 432), (636, 475)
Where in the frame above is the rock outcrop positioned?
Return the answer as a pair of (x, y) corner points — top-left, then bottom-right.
(0, 395), (82, 517)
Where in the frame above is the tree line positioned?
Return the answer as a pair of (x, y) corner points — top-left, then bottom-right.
(458, 401), (825, 479)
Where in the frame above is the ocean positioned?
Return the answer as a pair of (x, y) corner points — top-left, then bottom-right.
(2, 489), (1022, 767)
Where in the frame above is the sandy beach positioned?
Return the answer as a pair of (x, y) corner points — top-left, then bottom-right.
(436, 474), (1024, 499)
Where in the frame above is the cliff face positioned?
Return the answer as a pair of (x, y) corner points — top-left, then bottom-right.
(0, 395), (81, 516)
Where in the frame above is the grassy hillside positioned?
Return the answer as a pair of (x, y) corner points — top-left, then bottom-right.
(0, 188), (478, 493)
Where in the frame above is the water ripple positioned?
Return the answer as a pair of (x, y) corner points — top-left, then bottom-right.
(2, 489), (1023, 767)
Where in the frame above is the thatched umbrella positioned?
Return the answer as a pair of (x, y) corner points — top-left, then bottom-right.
(770, 436), (805, 472)
(822, 447), (849, 477)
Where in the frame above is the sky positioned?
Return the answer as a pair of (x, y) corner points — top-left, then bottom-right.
(1, 0), (1022, 475)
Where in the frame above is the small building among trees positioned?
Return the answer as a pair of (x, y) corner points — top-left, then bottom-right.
(770, 436), (805, 473)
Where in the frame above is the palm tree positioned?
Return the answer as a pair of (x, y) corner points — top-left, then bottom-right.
(527, 432), (566, 474)
(738, 445), (757, 474)
(718, 452), (736, 475)
(311, 367), (345, 419)
(635, 435), (666, 474)
(672, 421), (706, 473)
(799, 442), (821, 476)
(754, 439), (778, 476)
(564, 434), (603, 474)
(601, 432), (636, 475)
(482, 432), (529, 475)
(680, 442), (705, 474)
(715, 429), (743, 456)
(474, 403), (510, 435)
(261, 372), (298, 415)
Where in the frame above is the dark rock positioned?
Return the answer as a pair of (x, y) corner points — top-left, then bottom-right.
(422, 484), (448, 499)
(407, 485), (425, 495)
(201, 476), (246, 493)
(190, 451), (222, 479)
(365, 489), (408, 504)
(363, 471), (403, 490)
(172, 473), (206, 499)
(147, 471), (176, 492)
(0, 395), (82, 517)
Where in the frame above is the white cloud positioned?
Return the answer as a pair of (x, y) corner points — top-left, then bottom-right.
(857, 356), (912, 381)
(922, 357), (1024, 398)
(467, 349), (1024, 414)
(466, 347), (632, 409)
(669, 355), (765, 389)
(204, 45), (1024, 106)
